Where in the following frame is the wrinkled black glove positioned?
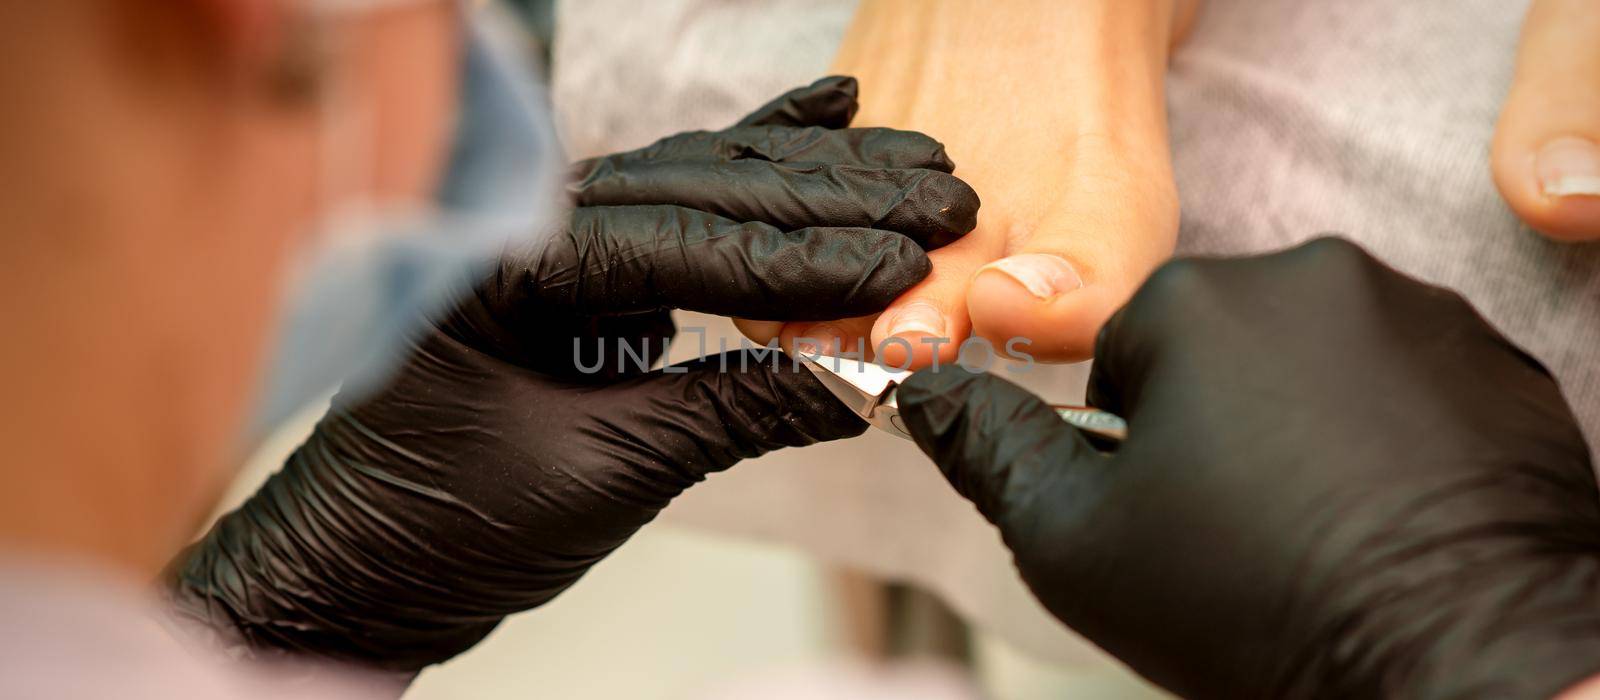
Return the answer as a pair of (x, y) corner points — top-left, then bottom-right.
(168, 77), (979, 673)
(899, 238), (1600, 699)
(568, 77), (975, 251)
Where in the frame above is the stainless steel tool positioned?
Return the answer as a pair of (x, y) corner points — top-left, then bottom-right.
(797, 354), (1128, 447)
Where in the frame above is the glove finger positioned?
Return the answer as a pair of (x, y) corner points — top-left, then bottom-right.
(898, 367), (1112, 535)
(577, 125), (957, 173)
(571, 160), (979, 249)
(588, 349), (870, 477)
(734, 75), (860, 129)
(520, 205), (932, 319)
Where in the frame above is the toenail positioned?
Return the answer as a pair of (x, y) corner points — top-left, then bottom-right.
(1538, 137), (1600, 198)
(886, 302), (947, 338)
(980, 254), (1085, 299)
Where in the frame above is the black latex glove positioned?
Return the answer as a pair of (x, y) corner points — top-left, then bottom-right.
(569, 76), (976, 251)
(168, 77), (979, 673)
(898, 238), (1600, 699)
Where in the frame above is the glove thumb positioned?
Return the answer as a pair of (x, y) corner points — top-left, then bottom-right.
(592, 350), (870, 479)
(897, 368), (1111, 536)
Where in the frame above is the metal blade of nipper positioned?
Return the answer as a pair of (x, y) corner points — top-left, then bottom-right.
(798, 355), (1127, 448)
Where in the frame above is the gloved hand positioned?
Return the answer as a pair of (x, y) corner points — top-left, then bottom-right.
(898, 238), (1600, 699)
(168, 77), (979, 673)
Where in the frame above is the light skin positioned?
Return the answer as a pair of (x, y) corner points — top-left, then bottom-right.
(1492, 0), (1600, 241)
(0, 0), (457, 575)
(745, 0), (1600, 369)
(2, 1), (1599, 694)
(737, 0), (1199, 366)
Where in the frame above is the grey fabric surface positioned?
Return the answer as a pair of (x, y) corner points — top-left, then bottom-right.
(1169, 0), (1600, 445)
(551, 0), (1600, 669)
(552, 0), (859, 159)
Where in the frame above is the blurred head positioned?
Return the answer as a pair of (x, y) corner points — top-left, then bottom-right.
(0, 0), (462, 572)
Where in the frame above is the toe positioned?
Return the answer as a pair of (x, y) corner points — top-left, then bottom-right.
(1491, 0), (1600, 241)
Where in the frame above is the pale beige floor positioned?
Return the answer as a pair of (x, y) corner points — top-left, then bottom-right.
(218, 403), (1166, 700)
(406, 526), (1165, 700)
(407, 527), (837, 699)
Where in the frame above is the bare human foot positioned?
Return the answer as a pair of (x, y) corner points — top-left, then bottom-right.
(1492, 0), (1600, 241)
(736, 0), (1201, 367)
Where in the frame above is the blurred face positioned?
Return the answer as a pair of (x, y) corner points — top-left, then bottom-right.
(325, 1), (462, 213)
(0, 0), (461, 572)
(195, 0), (463, 502)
